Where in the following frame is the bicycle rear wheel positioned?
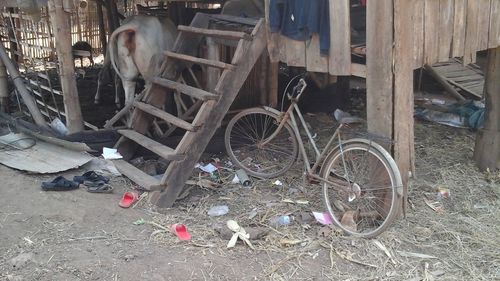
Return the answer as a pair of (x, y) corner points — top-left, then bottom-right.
(321, 139), (402, 238)
(225, 108), (298, 178)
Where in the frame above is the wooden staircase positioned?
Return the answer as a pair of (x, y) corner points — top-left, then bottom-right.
(113, 13), (267, 207)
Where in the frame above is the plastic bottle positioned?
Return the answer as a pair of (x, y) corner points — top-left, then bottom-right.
(269, 215), (294, 226)
(207, 205), (229, 217)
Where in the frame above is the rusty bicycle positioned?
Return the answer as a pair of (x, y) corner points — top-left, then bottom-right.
(224, 76), (403, 238)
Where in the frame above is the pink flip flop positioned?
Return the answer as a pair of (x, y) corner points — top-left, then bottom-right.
(119, 191), (138, 208)
(170, 224), (191, 241)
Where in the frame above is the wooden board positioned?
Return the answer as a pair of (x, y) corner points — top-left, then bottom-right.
(366, 0), (394, 141)
(478, 0), (492, 51)
(464, 0), (479, 64)
(489, 0), (500, 48)
(306, 34), (328, 73)
(424, 0), (440, 64)
(328, 0), (351, 75)
(452, 0), (467, 57)
(285, 37), (306, 67)
(413, 0), (425, 68)
(438, 0), (454, 61)
(278, 35), (287, 63)
(264, 0), (279, 62)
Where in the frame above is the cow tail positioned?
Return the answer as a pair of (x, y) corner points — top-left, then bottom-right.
(108, 23), (139, 81)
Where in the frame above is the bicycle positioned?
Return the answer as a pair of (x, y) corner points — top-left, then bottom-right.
(224, 76), (403, 238)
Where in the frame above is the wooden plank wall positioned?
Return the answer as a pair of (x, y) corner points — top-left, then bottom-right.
(415, 0), (500, 68)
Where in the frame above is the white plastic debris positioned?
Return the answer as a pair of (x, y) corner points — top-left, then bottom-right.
(102, 147), (123, 160)
(273, 180), (283, 186)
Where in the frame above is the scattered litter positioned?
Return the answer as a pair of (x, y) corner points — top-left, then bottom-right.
(82, 159), (121, 177)
(133, 219), (145, 225)
(119, 191), (139, 208)
(196, 163), (218, 173)
(185, 179), (220, 189)
(340, 210), (358, 232)
(235, 169), (251, 186)
(102, 147), (123, 160)
(269, 215), (294, 226)
(170, 223), (191, 241)
(272, 180), (283, 186)
(207, 205), (229, 217)
(313, 212), (333, 225)
(397, 251), (438, 259)
(282, 199), (309, 205)
(424, 197), (444, 213)
(280, 238), (307, 247)
(437, 187), (450, 199)
(248, 208), (258, 219)
(49, 118), (68, 135)
(473, 203), (489, 209)
(231, 174), (240, 184)
(226, 220), (254, 249)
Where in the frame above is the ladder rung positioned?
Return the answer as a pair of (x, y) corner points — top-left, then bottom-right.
(113, 159), (162, 191)
(165, 51), (235, 70)
(134, 101), (199, 132)
(152, 77), (218, 101)
(118, 129), (183, 161)
(177, 25), (252, 41)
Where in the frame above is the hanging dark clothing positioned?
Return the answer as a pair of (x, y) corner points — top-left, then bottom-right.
(269, 0), (330, 56)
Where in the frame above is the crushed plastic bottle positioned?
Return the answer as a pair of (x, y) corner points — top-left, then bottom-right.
(269, 215), (294, 226)
(207, 205), (229, 217)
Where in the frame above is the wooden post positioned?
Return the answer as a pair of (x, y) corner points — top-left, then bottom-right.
(366, 0), (394, 142)
(0, 43), (48, 128)
(268, 61), (279, 107)
(0, 54), (9, 112)
(474, 47), (500, 171)
(48, 0), (84, 133)
(393, 0), (415, 213)
(96, 2), (107, 53)
(206, 37), (220, 92)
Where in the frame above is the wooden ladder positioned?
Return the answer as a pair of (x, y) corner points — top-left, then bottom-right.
(113, 13), (267, 207)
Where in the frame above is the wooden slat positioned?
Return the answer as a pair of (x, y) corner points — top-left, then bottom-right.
(177, 25), (251, 41)
(488, 0), (500, 48)
(264, 0), (280, 62)
(329, 0), (351, 75)
(413, 0), (425, 68)
(134, 101), (198, 132)
(438, 0), (454, 61)
(464, 0), (480, 64)
(367, 0), (394, 142)
(305, 34), (328, 73)
(113, 159), (162, 191)
(165, 50), (235, 70)
(118, 129), (182, 161)
(278, 35), (287, 63)
(152, 77), (218, 101)
(452, 0), (467, 57)
(478, 0), (492, 51)
(284, 37), (306, 67)
(351, 63), (366, 78)
(424, 0), (440, 64)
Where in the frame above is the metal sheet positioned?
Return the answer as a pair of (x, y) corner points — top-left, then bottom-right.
(0, 133), (93, 173)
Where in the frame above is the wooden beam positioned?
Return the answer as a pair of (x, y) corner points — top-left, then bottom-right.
(366, 0), (393, 143)
(0, 53), (8, 112)
(474, 47), (500, 171)
(394, 0), (415, 214)
(48, 0), (84, 133)
(0, 42), (48, 128)
(205, 37), (220, 92)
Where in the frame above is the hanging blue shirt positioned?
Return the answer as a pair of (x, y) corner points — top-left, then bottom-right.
(269, 0), (330, 56)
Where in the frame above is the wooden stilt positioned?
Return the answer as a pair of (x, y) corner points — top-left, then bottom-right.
(268, 61), (279, 107)
(474, 47), (500, 171)
(0, 53), (9, 112)
(394, 0), (415, 214)
(366, 0), (394, 143)
(96, 2), (107, 53)
(48, 0), (84, 133)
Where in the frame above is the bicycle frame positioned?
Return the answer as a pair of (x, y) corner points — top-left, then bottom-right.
(260, 79), (351, 189)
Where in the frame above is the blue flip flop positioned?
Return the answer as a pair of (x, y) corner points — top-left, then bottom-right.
(41, 176), (79, 191)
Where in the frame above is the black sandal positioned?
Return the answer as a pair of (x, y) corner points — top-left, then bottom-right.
(41, 176), (79, 191)
(73, 171), (109, 184)
(83, 181), (114, 193)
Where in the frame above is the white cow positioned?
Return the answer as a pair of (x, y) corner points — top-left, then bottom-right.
(95, 15), (177, 107)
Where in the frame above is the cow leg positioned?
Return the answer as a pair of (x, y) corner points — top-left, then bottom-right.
(122, 79), (136, 107)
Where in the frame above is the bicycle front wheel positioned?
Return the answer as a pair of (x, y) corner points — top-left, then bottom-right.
(321, 139), (402, 238)
(225, 108), (298, 179)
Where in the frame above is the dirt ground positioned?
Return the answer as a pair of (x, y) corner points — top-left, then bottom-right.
(0, 115), (499, 280)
